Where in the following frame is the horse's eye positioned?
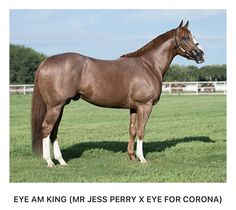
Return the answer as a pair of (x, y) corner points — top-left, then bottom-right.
(183, 36), (189, 42)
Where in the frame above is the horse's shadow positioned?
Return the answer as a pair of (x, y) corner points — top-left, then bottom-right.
(61, 136), (215, 162)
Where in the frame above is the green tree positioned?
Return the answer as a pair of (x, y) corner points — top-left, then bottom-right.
(164, 64), (226, 82)
(10, 44), (47, 84)
(198, 65), (226, 81)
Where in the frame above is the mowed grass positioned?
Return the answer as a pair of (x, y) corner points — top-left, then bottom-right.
(10, 94), (226, 182)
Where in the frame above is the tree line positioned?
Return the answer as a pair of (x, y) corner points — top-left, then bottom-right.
(164, 64), (226, 82)
(10, 44), (226, 84)
(10, 44), (47, 84)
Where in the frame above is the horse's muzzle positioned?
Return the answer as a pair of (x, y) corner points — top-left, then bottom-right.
(192, 47), (204, 64)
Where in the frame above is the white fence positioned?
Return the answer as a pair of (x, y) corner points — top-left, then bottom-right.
(9, 84), (34, 95)
(9, 81), (227, 95)
(162, 81), (227, 95)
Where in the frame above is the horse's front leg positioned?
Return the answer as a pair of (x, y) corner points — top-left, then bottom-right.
(136, 102), (153, 163)
(127, 109), (137, 160)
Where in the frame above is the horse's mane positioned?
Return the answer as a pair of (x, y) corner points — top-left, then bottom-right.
(121, 29), (175, 58)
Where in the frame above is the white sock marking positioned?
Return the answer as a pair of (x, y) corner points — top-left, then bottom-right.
(53, 139), (67, 166)
(43, 135), (54, 167)
(136, 139), (147, 163)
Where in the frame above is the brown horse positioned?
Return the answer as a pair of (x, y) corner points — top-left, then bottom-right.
(31, 21), (204, 167)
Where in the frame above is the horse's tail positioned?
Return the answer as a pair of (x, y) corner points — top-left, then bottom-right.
(31, 61), (46, 155)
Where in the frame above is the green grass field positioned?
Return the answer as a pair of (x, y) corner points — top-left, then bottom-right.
(10, 94), (226, 182)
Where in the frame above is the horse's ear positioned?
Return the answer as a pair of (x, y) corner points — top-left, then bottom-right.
(178, 20), (184, 28)
(184, 20), (189, 28)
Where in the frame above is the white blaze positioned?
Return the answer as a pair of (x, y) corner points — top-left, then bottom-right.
(191, 34), (204, 51)
(192, 35), (198, 44)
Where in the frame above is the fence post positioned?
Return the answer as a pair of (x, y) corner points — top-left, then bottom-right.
(23, 85), (26, 95)
(196, 82), (199, 95)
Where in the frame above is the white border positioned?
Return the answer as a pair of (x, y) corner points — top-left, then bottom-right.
(1, 1), (236, 210)
(7, 0), (228, 9)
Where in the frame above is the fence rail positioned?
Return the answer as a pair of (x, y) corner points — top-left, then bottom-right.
(162, 81), (227, 95)
(10, 81), (227, 95)
(10, 84), (34, 95)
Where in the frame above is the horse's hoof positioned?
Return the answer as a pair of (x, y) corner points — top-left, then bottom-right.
(129, 156), (136, 161)
(60, 162), (68, 166)
(57, 158), (68, 166)
(128, 153), (136, 161)
(138, 157), (147, 163)
(47, 163), (55, 168)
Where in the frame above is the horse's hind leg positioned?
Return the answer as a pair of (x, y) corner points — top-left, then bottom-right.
(41, 104), (64, 167)
(50, 106), (67, 166)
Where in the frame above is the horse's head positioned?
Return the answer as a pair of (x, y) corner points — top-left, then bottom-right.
(174, 20), (205, 64)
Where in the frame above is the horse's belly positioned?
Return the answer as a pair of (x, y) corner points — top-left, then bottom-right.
(80, 89), (130, 108)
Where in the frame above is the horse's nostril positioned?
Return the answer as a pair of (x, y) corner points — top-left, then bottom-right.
(192, 50), (198, 56)
(196, 48), (204, 55)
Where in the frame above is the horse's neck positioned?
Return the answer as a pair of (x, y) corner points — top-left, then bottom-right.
(141, 34), (176, 78)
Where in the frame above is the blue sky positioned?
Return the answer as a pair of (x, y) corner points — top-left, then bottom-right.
(10, 9), (226, 66)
